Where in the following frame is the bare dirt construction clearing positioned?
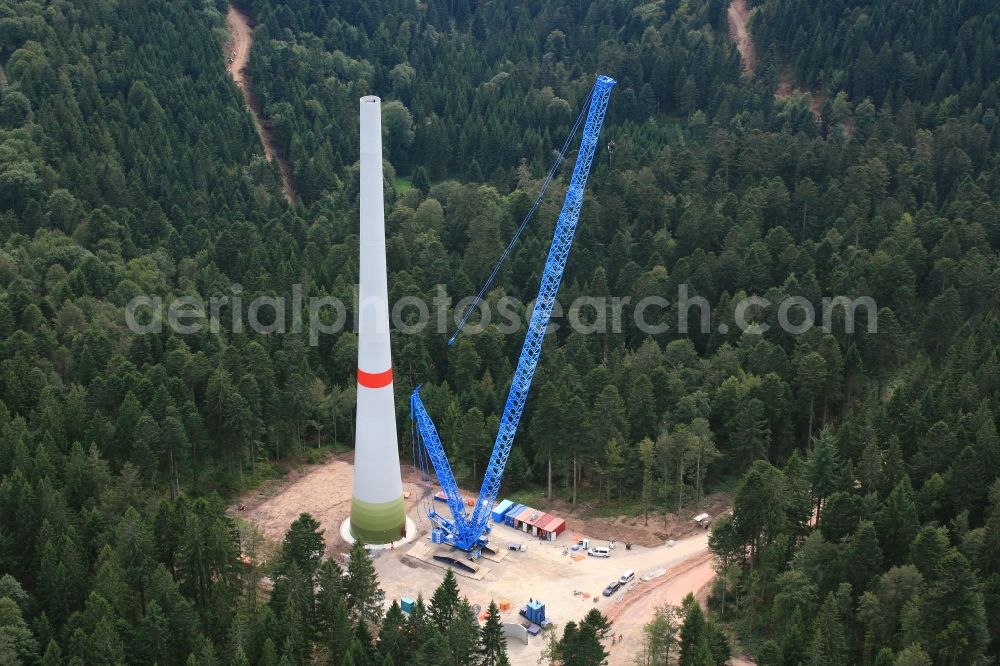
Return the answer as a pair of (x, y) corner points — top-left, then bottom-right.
(225, 4), (297, 204)
(378, 526), (715, 666)
(728, 0), (756, 73)
(232, 454), (727, 665)
(523, 493), (732, 547)
(232, 451), (426, 557)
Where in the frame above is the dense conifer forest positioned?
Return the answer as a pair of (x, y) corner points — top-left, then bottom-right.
(0, 0), (998, 663)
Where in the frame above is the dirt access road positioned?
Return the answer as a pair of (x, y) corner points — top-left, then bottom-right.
(728, 0), (756, 74)
(603, 549), (716, 665)
(225, 4), (296, 204)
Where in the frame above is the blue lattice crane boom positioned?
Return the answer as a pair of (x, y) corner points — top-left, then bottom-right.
(411, 74), (616, 553)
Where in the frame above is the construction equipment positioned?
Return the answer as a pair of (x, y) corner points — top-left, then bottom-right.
(411, 75), (616, 556)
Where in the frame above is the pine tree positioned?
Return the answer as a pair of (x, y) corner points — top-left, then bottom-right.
(40, 640), (62, 666)
(818, 492), (862, 542)
(479, 601), (510, 666)
(279, 596), (308, 664)
(278, 513), (325, 578)
(679, 601), (712, 666)
(872, 647), (894, 666)
(405, 595), (429, 654)
(112, 392), (143, 462)
(560, 619), (607, 666)
(876, 477), (920, 566)
(843, 520), (883, 596)
(447, 600), (481, 666)
(378, 601), (406, 664)
(807, 428), (842, 525)
(757, 640), (782, 666)
(428, 569), (460, 631)
(781, 607), (809, 666)
(796, 352), (828, 446)
(348, 637), (369, 666)
(809, 594), (848, 666)
(558, 621), (578, 662)
(732, 460), (788, 566)
(413, 629), (450, 666)
(0, 596), (40, 664)
(707, 621), (730, 665)
(882, 438), (906, 495)
(412, 166), (431, 195)
(580, 608), (611, 640)
(328, 600), (353, 664)
(316, 559), (344, 634)
(348, 620), (380, 666)
(912, 550), (989, 664)
(136, 599), (169, 663)
(345, 540), (381, 624)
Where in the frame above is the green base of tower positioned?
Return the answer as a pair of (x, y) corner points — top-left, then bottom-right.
(349, 496), (406, 544)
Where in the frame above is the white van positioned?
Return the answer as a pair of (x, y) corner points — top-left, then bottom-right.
(588, 546), (611, 558)
(619, 570), (635, 585)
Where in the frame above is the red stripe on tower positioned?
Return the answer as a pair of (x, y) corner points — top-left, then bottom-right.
(357, 367), (393, 389)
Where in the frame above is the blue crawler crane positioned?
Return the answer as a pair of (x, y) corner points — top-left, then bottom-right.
(411, 75), (616, 557)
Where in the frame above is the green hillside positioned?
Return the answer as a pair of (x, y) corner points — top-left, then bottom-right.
(0, 0), (998, 662)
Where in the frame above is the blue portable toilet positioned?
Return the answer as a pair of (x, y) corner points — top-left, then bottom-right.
(492, 499), (514, 523)
(401, 597), (415, 613)
(431, 528), (444, 544)
(526, 599), (545, 624)
(505, 504), (526, 527)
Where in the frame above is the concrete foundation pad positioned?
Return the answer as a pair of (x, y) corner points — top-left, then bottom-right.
(341, 515), (419, 550)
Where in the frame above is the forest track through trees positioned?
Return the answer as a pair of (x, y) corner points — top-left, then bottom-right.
(226, 4), (297, 204)
(728, 0), (756, 73)
(727, 0), (823, 126)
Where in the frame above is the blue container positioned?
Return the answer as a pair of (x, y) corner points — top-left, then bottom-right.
(491, 499), (514, 523)
(505, 504), (526, 527)
(401, 597), (415, 613)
